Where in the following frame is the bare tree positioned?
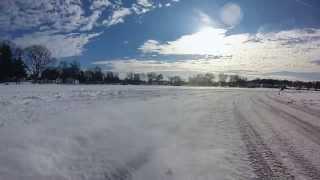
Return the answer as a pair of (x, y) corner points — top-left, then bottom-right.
(204, 73), (215, 84)
(156, 74), (163, 82)
(24, 45), (55, 80)
(229, 75), (240, 83)
(147, 72), (157, 84)
(169, 76), (183, 86)
(189, 73), (215, 86)
(218, 73), (228, 86)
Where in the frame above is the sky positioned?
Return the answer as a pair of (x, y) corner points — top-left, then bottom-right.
(1, 0), (320, 80)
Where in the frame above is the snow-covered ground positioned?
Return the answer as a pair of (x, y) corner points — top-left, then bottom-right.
(0, 85), (319, 180)
(277, 90), (320, 113)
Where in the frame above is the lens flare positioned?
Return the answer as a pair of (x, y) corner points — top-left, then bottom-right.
(220, 3), (243, 27)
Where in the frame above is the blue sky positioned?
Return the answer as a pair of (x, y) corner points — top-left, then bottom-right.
(1, 0), (320, 80)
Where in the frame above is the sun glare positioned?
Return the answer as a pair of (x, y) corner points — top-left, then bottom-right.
(183, 26), (227, 55)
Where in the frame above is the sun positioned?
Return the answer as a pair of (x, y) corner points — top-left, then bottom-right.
(181, 26), (227, 55)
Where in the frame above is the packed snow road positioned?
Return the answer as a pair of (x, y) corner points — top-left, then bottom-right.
(0, 85), (319, 180)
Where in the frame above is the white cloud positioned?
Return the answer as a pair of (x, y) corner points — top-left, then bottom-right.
(0, 0), (179, 33)
(196, 11), (220, 27)
(80, 10), (103, 31)
(139, 40), (163, 54)
(1, 0), (181, 58)
(0, 0), (152, 33)
(0, 0), (103, 58)
(136, 0), (153, 8)
(90, 0), (111, 10)
(139, 27), (245, 55)
(198, 11), (212, 25)
(103, 8), (132, 26)
(14, 32), (101, 58)
(138, 27), (320, 76)
(131, 0), (156, 15)
(0, 0), (86, 32)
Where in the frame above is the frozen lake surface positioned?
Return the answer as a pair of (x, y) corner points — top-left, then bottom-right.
(0, 85), (319, 180)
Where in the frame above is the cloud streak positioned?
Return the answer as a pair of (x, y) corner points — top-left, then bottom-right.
(103, 8), (132, 26)
(14, 31), (102, 58)
(93, 57), (320, 80)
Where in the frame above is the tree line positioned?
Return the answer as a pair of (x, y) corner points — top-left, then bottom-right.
(0, 41), (27, 82)
(1, 40), (319, 90)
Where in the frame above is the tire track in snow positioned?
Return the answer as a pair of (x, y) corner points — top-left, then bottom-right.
(257, 97), (320, 146)
(266, 94), (320, 118)
(233, 101), (293, 179)
(251, 97), (320, 179)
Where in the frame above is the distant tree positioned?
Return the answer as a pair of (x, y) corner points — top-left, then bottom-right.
(169, 76), (183, 86)
(24, 45), (55, 80)
(58, 61), (69, 82)
(229, 75), (240, 86)
(0, 42), (27, 82)
(11, 58), (27, 82)
(315, 81), (320, 90)
(133, 73), (141, 82)
(156, 74), (164, 82)
(58, 60), (81, 83)
(204, 73), (215, 85)
(147, 72), (157, 84)
(42, 68), (60, 81)
(0, 43), (14, 81)
(139, 73), (147, 82)
(229, 75), (248, 87)
(188, 73), (215, 86)
(146, 72), (163, 84)
(238, 76), (248, 87)
(126, 72), (134, 81)
(92, 66), (104, 82)
(104, 71), (120, 83)
(229, 75), (240, 83)
(12, 47), (27, 81)
(84, 70), (94, 83)
(79, 70), (86, 83)
(306, 82), (313, 90)
(69, 61), (81, 80)
(125, 72), (143, 84)
(218, 73), (228, 86)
